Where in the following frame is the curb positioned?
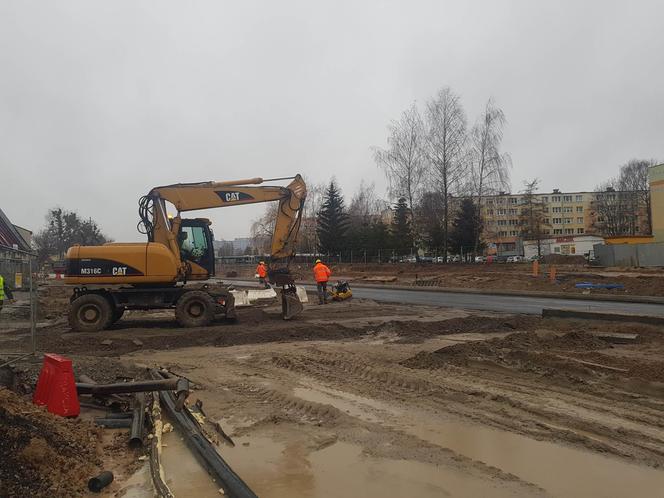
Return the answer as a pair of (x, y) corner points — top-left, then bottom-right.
(542, 308), (664, 325)
(223, 278), (664, 306)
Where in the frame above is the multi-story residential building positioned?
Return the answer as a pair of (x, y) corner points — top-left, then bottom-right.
(479, 189), (650, 256)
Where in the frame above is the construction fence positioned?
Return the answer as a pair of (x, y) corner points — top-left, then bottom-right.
(0, 248), (33, 290)
(594, 242), (664, 267)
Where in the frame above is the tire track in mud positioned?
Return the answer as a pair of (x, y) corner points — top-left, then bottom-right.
(266, 347), (664, 467)
(212, 379), (546, 495)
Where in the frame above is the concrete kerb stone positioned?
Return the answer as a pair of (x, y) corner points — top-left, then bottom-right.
(223, 278), (664, 306)
(542, 308), (664, 326)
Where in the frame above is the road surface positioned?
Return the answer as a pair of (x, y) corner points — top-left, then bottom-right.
(226, 279), (664, 317)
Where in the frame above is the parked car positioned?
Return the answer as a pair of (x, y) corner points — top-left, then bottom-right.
(419, 256), (434, 263)
(451, 255), (461, 263)
(475, 256), (486, 263)
(494, 255), (509, 263)
(507, 255), (525, 263)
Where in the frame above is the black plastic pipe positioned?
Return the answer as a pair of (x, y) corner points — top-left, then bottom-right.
(129, 392), (146, 448)
(94, 418), (132, 429)
(88, 471), (114, 492)
(76, 378), (189, 411)
(104, 412), (133, 419)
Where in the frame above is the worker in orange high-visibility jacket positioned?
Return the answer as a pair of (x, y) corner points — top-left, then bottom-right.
(255, 261), (269, 288)
(313, 259), (332, 304)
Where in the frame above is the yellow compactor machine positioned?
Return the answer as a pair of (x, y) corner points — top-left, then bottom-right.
(64, 175), (306, 331)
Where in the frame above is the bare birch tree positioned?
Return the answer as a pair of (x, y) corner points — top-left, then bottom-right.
(373, 103), (426, 240)
(250, 203), (279, 254)
(424, 87), (468, 260)
(297, 178), (326, 254)
(469, 98), (512, 255)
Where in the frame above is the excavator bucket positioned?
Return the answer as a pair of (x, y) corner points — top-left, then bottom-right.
(281, 288), (303, 320)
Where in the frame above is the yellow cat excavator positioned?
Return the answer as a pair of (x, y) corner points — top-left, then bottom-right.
(64, 175), (306, 331)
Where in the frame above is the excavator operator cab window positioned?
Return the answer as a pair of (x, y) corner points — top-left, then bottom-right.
(178, 220), (215, 276)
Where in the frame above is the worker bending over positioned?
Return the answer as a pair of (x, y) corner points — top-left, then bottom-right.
(0, 274), (15, 313)
(313, 259), (331, 304)
(255, 261), (269, 288)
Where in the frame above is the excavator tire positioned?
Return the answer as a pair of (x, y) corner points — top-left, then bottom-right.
(69, 293), (113, 332)
(175, 291), (215, 328)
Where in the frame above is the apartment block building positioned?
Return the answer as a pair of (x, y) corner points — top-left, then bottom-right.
(479, 189), (649, 255)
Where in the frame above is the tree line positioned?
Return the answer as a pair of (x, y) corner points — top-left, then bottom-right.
(34, 208), (111, 264)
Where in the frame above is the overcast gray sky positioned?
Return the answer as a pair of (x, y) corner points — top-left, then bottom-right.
(2, 1), (662, 241)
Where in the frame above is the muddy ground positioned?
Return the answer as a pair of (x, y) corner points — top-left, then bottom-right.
(226, 262), (664, 297)
(2, 293), (664, 497)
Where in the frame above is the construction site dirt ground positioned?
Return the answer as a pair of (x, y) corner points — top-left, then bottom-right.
(3, 294), (664, 497)
(224, 261), (664, 298)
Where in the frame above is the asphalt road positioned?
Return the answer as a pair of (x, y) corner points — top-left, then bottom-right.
(227, 279), (664, 317)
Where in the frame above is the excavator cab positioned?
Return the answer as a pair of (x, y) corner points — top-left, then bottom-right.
(177, 218), (216, 279)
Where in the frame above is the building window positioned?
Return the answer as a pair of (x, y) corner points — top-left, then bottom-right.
(499, 231), (508, 237)
(564, 218), (572, 224)
(564, 206), (573, 213)
(563, 195), (572, 202)
(541, 196), (548, 202)
(577, 228), (584, 234)
(576, 206), (583, 212)
(564, 228), (574, 234)
(543, 207), (549, 213)
(509, 208), (517, 215)
(553, 207), (562, 213)
(553, 229), (563, 234)
(498, 209), (506, 215)
(509, 198), (518, 204)
(544, 218), (550, 224)
(553, 218), (562, 224)
(576, 195), (583, 201)
(552, 196), (561, 202)
(487, 209), (494, 215)
(577, 217), (583, 223)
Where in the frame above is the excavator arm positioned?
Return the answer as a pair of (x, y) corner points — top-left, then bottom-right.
(138, 175), (306, 285)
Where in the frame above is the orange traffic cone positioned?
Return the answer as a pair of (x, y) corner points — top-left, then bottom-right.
(33, 353), (80, 417)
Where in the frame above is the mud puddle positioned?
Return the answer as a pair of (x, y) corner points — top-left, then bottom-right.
(222, 436), (518, 498)
(160, 423), (223, 496)
(293, 380), (664, 497)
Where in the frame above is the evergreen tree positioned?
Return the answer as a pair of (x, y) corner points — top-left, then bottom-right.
(391, 197), (414, 256)
(449, 198), (482, 257)
(317, 180), (349, 254)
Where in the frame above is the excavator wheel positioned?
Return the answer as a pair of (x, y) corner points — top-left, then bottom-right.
(69, 293), (113, 332)
(175, 291), (215, 327)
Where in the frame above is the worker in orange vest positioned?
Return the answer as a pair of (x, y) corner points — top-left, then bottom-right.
(255, 261), (269, 288)
(313, 259), (332, 304)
